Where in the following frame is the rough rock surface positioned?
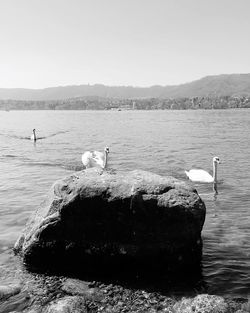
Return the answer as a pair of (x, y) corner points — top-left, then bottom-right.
(15, 169), (206, 275)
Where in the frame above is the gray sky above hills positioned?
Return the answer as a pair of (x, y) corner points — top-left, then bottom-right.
(1, 0), (250, 89)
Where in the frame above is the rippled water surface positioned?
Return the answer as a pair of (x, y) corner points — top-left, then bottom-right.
(0, 109), (249, 297)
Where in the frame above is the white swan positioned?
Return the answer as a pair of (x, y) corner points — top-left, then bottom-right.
(30, 129), (37, 141)
(82, 147), (110, 169)
(185, 156), (220, 183)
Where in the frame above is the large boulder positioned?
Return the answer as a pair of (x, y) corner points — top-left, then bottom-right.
(14, 169), (206, 276)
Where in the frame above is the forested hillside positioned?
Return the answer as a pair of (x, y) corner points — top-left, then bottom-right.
(1, 74), (250, 101)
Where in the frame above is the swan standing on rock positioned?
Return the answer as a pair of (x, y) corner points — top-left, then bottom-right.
(185, 156), (221, 183)
(82, 147), (110, 169)
(30, 129), (37, 142)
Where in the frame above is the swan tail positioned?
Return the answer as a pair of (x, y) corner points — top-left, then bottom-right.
(82, 151), (92, 167)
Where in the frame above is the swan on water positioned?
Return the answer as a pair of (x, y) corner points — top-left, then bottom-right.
(185, 156), (221, 183)
(82, 147), (110, 169)
(30, 129), (37, 141)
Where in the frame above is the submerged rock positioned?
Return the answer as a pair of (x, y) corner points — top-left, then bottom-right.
(14, 169), (206, 276)
(44, 296), (86, 313)
(0, 291), (30, 312)
(61, 278), (103, 301)
(173, 294), (229, 313)
(0, 283), (21, 300)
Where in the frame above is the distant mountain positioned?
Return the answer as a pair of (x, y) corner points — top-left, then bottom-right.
(1, 74), (250, 100)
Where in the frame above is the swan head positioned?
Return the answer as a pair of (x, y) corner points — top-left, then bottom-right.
(33, 129), (36, 132)
(213, 156), (220, 164)
(104, 147), (110, 154)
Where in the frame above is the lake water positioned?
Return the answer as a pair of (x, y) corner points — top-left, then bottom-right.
(0, 109), (249, 298)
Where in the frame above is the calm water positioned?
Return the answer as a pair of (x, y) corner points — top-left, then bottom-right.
(0, 109), (249, 297)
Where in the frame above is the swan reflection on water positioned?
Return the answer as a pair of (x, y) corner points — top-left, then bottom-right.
(213, 182), (218, 200)
(195, 182), (219, 202)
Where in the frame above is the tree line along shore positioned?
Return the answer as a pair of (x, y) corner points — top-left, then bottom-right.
(1, 95), (250, 110)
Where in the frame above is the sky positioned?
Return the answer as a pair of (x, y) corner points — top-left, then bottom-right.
(0, 0), (250, 88)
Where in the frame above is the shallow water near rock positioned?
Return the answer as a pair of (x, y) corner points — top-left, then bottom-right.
(0, 109), (250, 297)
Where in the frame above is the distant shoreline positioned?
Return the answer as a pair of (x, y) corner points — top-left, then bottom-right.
(1, 108), (250, 111)
(1, 95), (250, 110)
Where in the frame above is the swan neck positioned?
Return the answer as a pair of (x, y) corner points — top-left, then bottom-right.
(213, 161), (218, 182)
(103, 150), (108, 168)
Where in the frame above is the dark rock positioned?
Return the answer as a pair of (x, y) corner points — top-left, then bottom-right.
(14, 169), (205, 276)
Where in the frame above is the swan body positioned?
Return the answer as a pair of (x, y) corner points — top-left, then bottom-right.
(185, 169), (214, 183)
(30, 129), (37, 141)
(185, 156), (220, 183)
(82, 147), (109, 169)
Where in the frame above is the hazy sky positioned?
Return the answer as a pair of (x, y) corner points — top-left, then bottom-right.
(0, 0), (250, 88)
